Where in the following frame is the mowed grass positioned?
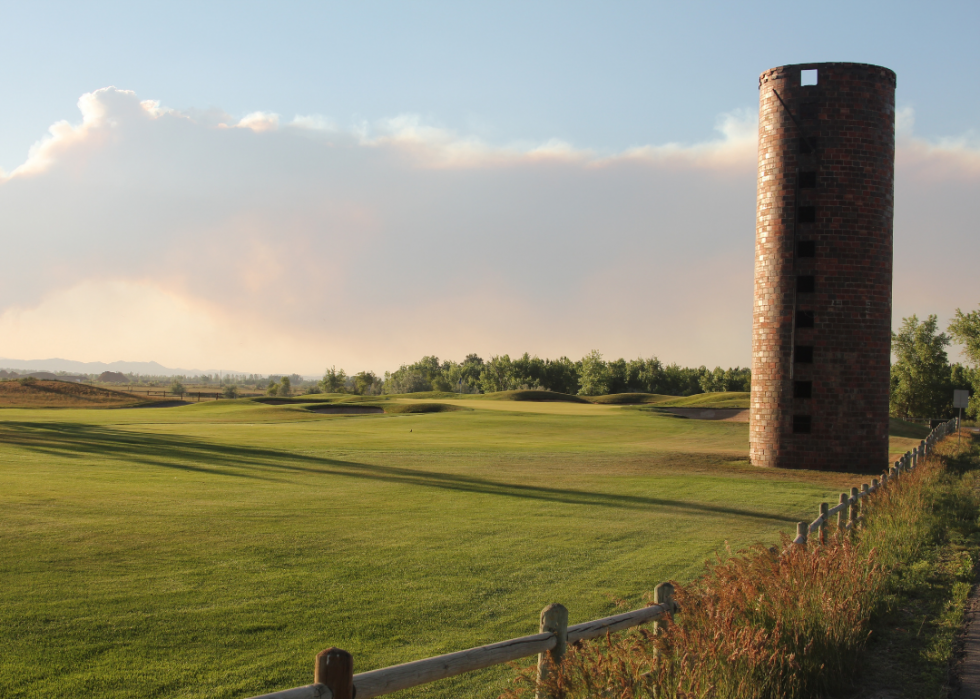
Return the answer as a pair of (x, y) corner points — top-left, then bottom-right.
(0, 400), (900, 698)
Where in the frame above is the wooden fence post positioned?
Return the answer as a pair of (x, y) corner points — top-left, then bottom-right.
(536, 603), (568, 698)
(848, 487), (859, 534)
(654, 582), (675, 635)
(837, 493), (848, 531)
(796, 521), (808, 545)
(315, 647), (353, 699)
(819, 502), (828, 543)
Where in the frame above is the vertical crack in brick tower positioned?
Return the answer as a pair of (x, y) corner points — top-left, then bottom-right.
(750, 63), (896, 471)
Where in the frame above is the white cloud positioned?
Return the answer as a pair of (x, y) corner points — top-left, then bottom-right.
(0, 88), (977, 373)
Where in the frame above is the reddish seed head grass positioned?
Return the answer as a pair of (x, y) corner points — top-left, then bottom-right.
(503, 434), (970, 699)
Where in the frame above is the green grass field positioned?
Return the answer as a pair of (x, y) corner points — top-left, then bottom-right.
(0, 398), (917, 698)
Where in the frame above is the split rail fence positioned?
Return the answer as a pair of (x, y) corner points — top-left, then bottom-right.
(246, 417), (961, 699)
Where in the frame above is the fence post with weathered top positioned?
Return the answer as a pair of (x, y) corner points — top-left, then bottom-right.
(315, 648), (353, 699)
(819, 502), (828, 543)
(848, 487), (859, 534)
(536, 603), (568, 698)
(837, 493), (848, 531)
(796, 521), (808, 545)
(653, 582), (675, 636)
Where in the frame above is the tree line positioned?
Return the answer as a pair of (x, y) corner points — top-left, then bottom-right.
(308, 352), (751, 398)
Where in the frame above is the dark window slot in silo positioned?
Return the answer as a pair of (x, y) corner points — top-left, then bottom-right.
(793, 381), (813, 399)
(795, 346), (814, 363)
(797, 276), (815, 293)
(798, 206), (816, 223)
(796, 310), (815, 327)
(799, 171), (817, 188)
(793, 415), (812, 434)
(799, 137), (819, 154)
(797, 240), (816, 257)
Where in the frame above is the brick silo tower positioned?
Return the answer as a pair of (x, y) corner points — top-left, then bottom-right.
(750, 63), (896, 471)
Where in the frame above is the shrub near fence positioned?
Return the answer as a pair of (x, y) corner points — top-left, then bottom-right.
(245, 418), (961, 699)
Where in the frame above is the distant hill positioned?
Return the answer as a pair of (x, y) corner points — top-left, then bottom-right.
(0, 357), (235, 377)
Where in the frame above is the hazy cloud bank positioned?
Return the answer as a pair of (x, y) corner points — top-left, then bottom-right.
(0, 88), (976, 373)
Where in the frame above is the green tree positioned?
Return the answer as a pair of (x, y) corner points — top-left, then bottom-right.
(320, 366), (347, 393)
(353, 371), (380, 395)
(169, 379), (185, 395)
(222, 384), (239, 399)
(279, 376), (291, 396)
(479, 355), (515, 394)
(541, 357), (580, 395)
(949, 304), (980, 418)
(577, 350), (609, 396)
(890, 314), (952, 419)
(949, 305), (980, 366)
(266, 381), (279, 396)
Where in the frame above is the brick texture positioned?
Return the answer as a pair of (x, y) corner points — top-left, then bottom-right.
(750, 63), (896, 471)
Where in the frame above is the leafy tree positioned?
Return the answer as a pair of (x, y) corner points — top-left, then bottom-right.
(890, 315), (951, 419)
(458, 354), (485, 392)
(279, 376), (291, 396)
(170, 379), (185, 395)
(607, 358), (629, 394)
(540, 357), (579, 395)
(320, 366), (348, 393)
(949, 305), (980, 418)
(382, 369), (430, 394)
(578, 349), (609, 396)
(353, 371), (381, 395)
(222, 384), (239, 399)
(266, 381), (279, 396)
(479, 355), (516, 393)
(949, 305), (980, 366)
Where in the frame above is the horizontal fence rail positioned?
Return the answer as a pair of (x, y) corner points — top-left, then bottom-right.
(247, 418), (961, 699)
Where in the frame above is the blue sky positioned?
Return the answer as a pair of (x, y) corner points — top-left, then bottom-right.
(0, 1), (978, 374)
(3, 1), (978, 172)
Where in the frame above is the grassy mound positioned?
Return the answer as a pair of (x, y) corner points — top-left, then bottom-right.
(0, 379), (145, 408)
(656, 392), (751, 409)
(383, 402), (468, 414)
(589, 393), (675, 405)
(483, 390), (590, 404)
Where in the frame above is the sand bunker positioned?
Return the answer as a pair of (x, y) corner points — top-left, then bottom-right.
(127, 400), (191, 408)
(658, 407), (748, 422)
(308, 405), (384, 415)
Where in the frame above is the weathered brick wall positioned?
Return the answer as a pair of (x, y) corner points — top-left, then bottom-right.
(750, 63), (896, 471)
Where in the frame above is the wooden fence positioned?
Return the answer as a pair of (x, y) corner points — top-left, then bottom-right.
(245, 417), (961, 699)
(127, 389), (222, 402)
(792, 416), (958, 545)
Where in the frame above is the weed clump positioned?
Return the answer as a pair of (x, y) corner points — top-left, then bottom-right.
(503, 433), (978, 699)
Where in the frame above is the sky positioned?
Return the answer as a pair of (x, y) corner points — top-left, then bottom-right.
(1, 1), (978, 375)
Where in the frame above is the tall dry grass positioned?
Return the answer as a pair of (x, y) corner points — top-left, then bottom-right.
(503, 431), (975, 699)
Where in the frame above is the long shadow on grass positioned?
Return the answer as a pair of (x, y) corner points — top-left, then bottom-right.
(0, 422), (796, 523)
